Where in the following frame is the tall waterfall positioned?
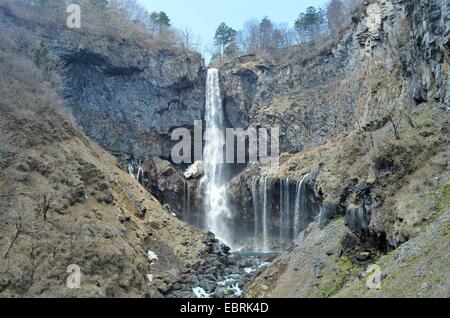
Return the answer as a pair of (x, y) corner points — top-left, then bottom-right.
(202, 68), (232, 246)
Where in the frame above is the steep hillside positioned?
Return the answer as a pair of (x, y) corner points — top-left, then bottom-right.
(220, 0), (450, 297)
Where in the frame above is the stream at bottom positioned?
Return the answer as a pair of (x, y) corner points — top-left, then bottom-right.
(192, 251), (278, 299)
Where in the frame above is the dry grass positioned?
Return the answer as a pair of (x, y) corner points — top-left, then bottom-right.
(0, 0), (190, 54)
(0, 24), (77, 170)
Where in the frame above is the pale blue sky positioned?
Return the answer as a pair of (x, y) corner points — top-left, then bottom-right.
(139, 0), (328, 55)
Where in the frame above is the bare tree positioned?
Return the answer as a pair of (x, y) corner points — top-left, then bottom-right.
(41, 193), (55, 222)
(181, 27), (200, 51)
(4, 204), (24, 259)
(382, 106), (401, 140)
(351, 111), (369, 148)
(401, 110), (415, 128)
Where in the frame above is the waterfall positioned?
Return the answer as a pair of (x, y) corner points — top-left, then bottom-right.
(293, 174), (309, 239)
(251, 175), (272, 252)
(279, 179), (284, 244)
(128, 162), (143, 183)
(128, 163), (134, 178)
(183, 180), (191, 223)
(202, 68), (232, 246)
(279, 177), (290, 247)
(285, 177), (291, 242)
(262, 175), (270, 252)
(251, 178), (260, 250)
(136, 166), (143, 183)
(250, 174), (310, 252)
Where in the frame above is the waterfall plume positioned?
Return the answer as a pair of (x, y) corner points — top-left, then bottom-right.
(202, 68), (233, 247)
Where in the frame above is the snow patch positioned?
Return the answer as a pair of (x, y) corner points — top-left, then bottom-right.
(148, 250), (158, 262)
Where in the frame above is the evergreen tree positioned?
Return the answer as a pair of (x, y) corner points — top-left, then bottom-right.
(157, 12), (171, 27)
(294, 6), (326, 43)
(259, 16), (274, 50)
(214, 22), (237, 56)
(149, 11), (171, 37)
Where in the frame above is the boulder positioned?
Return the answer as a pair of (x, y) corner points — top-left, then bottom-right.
(184, 161), (204, 179)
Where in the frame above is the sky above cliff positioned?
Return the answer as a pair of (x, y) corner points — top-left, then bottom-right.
(139, 0), (328, 57)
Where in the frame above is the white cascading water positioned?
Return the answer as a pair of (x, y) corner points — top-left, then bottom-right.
(261, 175), (270, 252)
(251, 177), (260, 249)
(128, 163), (134, 178)
(183, 180), (191, 223)
(128, 162), (143, 183)
(202, 68), (232, 246)
(251, 174), (310, 252)
(279, 179), (284, 243)
(293, 174), (309, 238)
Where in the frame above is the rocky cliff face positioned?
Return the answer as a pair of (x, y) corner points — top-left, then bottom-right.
(222, 0), (449, 296)
(0, 5), (207, 220)
(60, 46), (205, 160)
(219, 0), (449, 153)
(0, 5), (206, 161)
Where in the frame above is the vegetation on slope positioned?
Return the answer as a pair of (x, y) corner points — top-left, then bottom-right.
(0, 15), (208, 297)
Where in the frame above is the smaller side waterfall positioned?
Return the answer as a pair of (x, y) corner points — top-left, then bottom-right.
(202, 68), (232, 246)
(251, 174), (312, 252)
(251, 174), (273, 252)
(251, 178), (260, 249)
(261, 175), (270, 252)
(279, 179), (284, 243)
(293, 174), (309, 238)
(136, 167), (143, 183)
(183, 180), (191, 223)
(128, 161), (144, 184)
(128, 163), (134, 177)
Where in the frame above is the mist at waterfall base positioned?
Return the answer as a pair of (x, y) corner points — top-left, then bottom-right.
(199, 68), (321, 253)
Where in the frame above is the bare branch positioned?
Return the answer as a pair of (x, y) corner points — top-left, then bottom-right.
(42, 193), (55, 222)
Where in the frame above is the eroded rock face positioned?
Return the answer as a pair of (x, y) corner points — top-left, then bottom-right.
(218, 0), (450, 154)
(0, 6), (206, 161)
(59, 47), (206, 160)
(0, 7), (208, 223)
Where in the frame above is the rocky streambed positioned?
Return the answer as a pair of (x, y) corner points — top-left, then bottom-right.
(158, 232), (277, 299)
